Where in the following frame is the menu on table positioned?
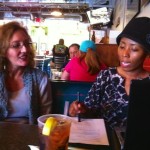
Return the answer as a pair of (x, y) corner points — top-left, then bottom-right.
(69, 118), (109, 148)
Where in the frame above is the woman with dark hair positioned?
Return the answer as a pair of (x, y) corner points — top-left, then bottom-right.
(69, 17), (150, 128)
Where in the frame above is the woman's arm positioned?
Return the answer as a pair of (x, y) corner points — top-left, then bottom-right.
(61, 70), (70, 80)
(39, 76), (52, 115)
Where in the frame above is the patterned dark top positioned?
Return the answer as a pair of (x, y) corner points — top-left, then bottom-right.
(84, 67), (130, 128)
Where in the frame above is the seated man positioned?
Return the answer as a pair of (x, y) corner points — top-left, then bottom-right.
(61, 43), (80, 69)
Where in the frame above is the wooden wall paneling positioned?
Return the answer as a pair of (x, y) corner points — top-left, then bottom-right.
(96, 44), (119, 67)
(96, 44), (150, 70)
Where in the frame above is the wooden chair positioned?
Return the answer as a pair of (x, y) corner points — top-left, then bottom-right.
(53, 56), (67, 70)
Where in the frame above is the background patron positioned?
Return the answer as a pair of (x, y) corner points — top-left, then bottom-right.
(61, 40), (107, 81)
(61, 43), (80, 70)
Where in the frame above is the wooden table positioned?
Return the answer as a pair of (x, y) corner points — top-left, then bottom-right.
(0, 122), (39, 150)
(0, 122), (120, 150)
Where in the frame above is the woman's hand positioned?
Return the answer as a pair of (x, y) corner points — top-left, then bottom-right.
(69, 100), (87, 117)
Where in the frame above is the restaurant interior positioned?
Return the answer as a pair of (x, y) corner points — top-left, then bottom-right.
(0, 0), (150, 150)
(0, 0), (115, 54)
(1, 0), (149, 77)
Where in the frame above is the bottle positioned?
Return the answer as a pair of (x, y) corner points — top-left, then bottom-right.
(91, 31), (96, 43)
(104, 29), (109, 44)
(100, 29), (109, 44)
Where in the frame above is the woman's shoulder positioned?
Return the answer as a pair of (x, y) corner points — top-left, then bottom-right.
(96, 67), (122, 86)
(23, 67), (49, 85)
(25, 67), (48, 78)
(97, 67), (119, 80)
(100, 67), (117, 75)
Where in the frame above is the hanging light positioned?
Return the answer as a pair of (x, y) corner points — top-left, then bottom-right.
(50, 5), (63, 17)
(50, 11), (62, 16)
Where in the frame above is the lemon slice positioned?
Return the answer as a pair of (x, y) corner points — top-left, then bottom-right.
(42, 117), (57, 136)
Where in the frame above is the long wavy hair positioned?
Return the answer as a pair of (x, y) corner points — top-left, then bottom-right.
(0, 21), (36, 71)
(79, 48), (102, 75)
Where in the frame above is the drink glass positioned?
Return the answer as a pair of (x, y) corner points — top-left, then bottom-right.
(37, 114), (72, 150)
